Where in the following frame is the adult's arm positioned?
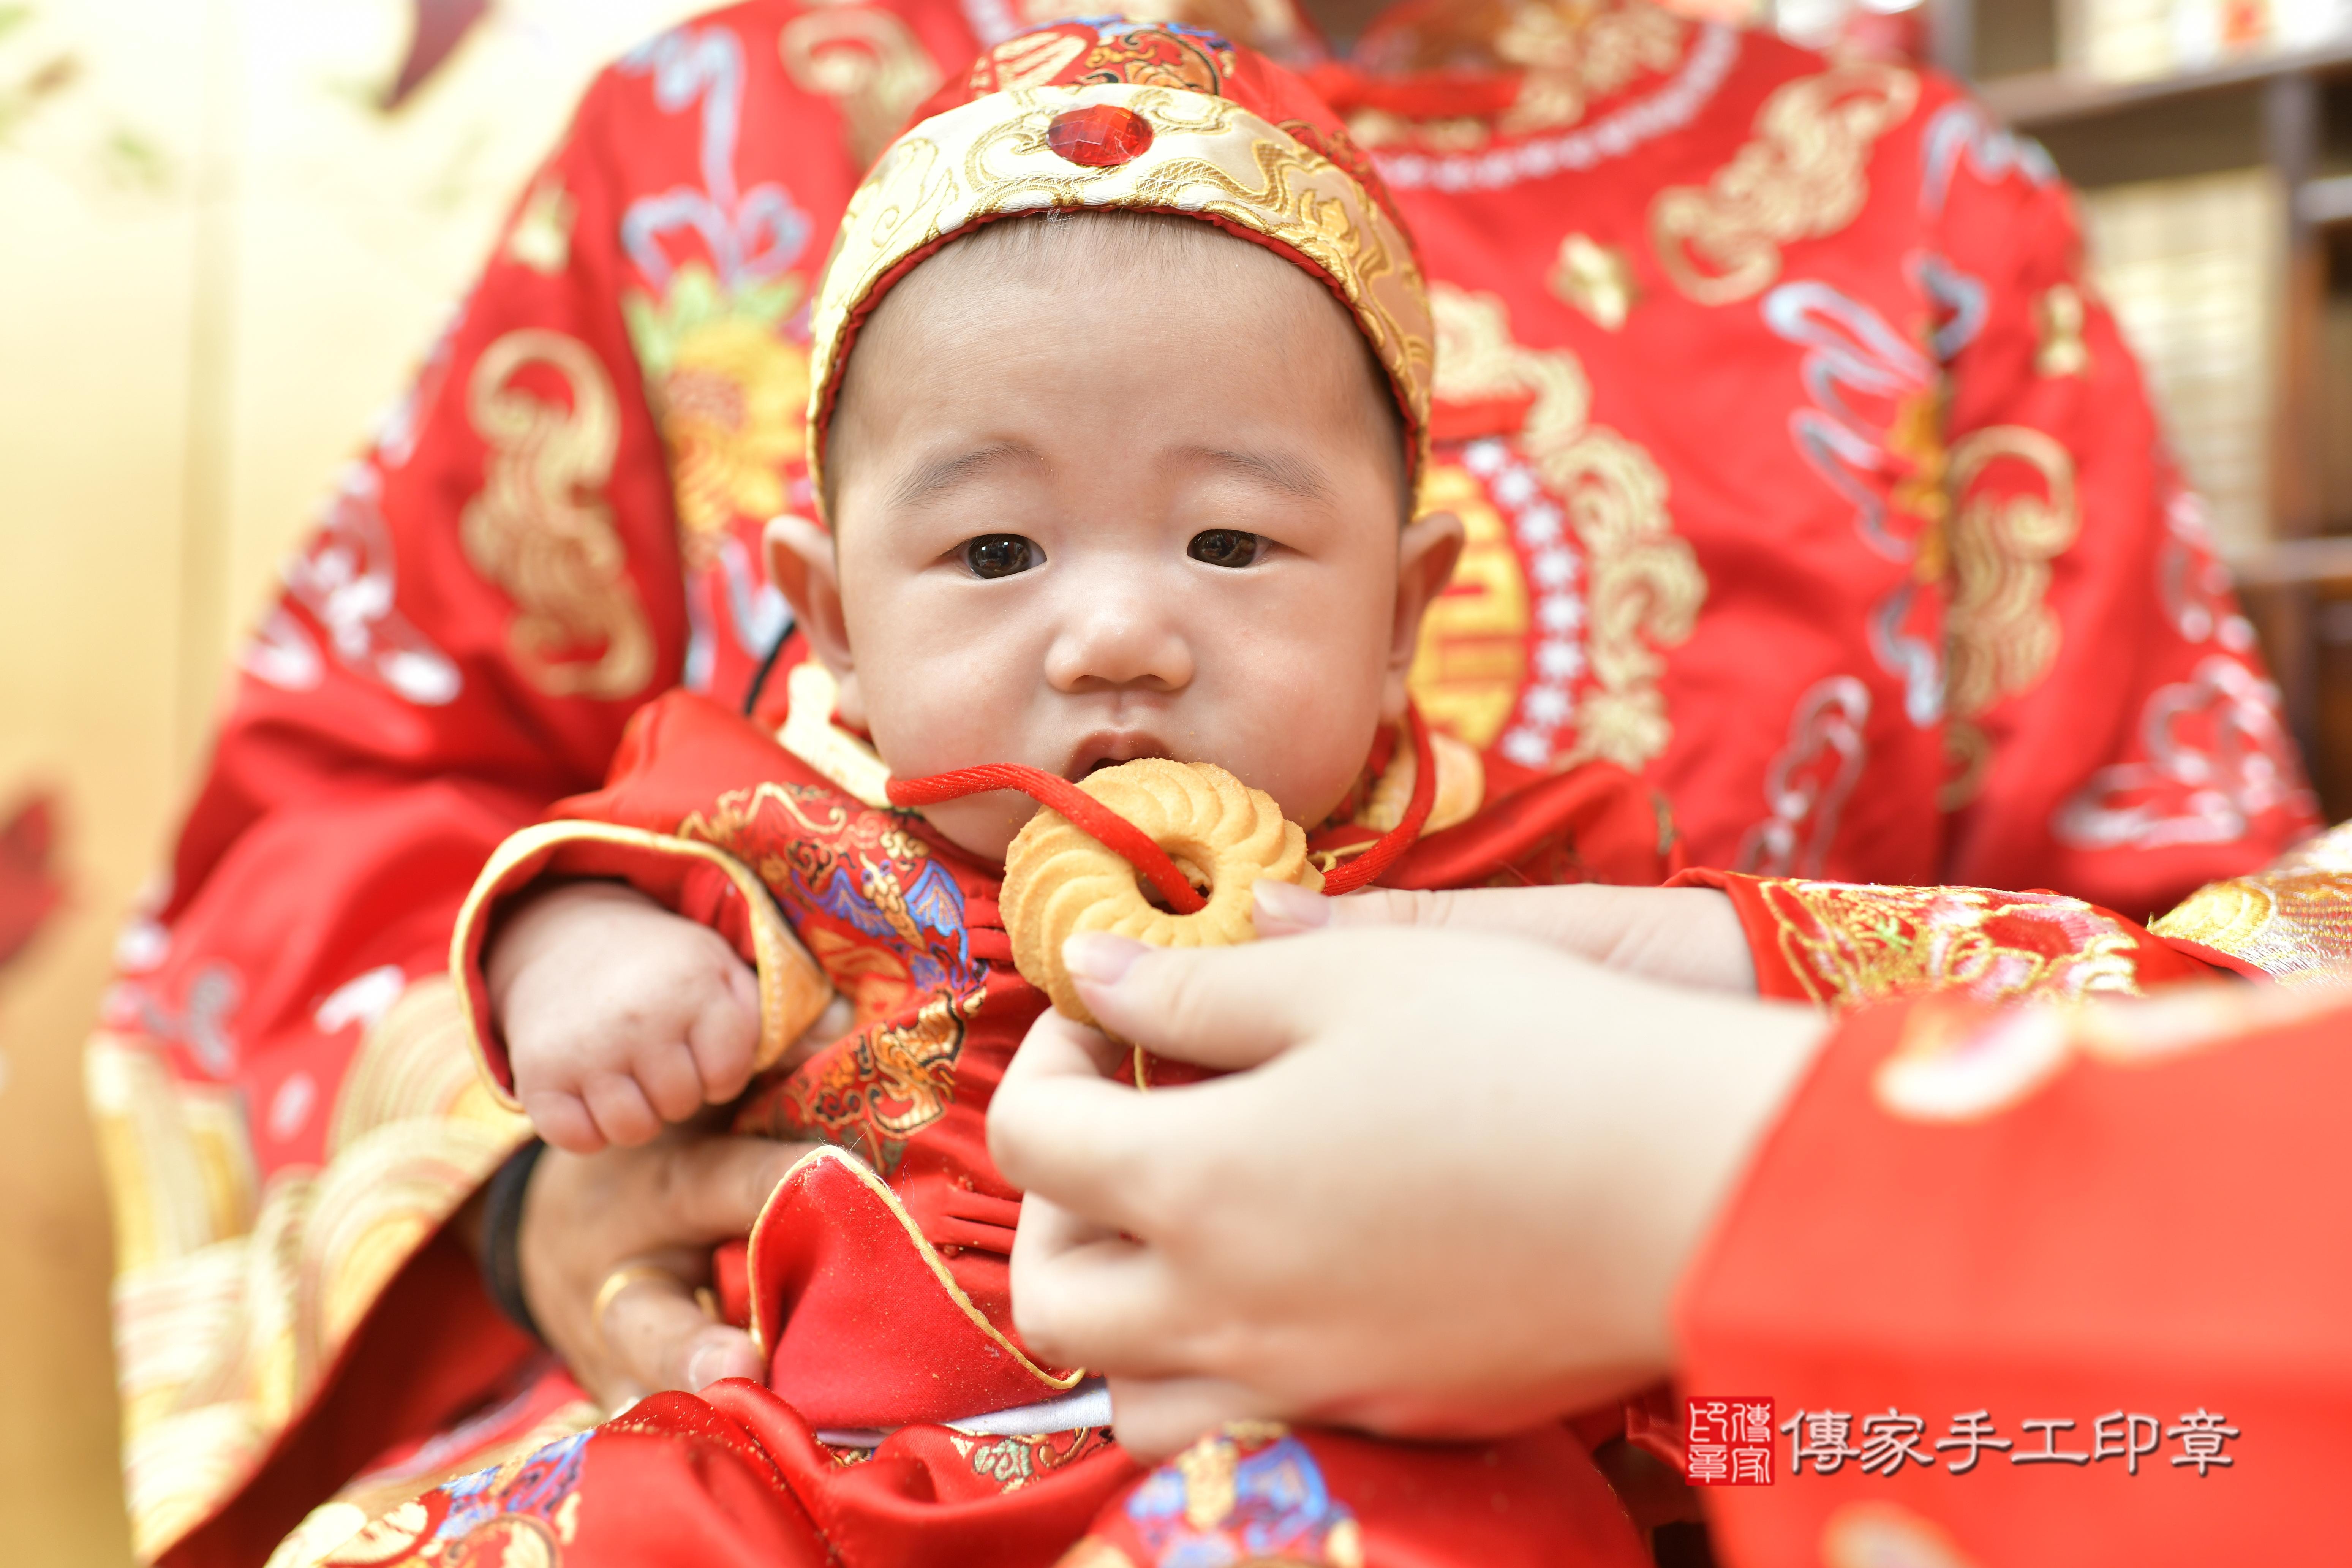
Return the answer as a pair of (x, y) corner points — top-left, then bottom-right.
(1916, 86), (2317, 910)
(1257, 817), (2352, 1004)
(994, 926), (2352, 1563)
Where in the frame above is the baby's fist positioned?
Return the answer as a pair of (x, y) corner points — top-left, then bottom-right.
(488, 881), (763, 1152)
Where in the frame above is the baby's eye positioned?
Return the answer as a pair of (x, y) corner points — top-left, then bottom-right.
(1187, 530), (1263, 569)
(961, 535), (1041, 579)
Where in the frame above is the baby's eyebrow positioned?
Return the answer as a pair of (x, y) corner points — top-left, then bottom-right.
(1176, 446), (1332, 499)
(889, 442), (1042, 509)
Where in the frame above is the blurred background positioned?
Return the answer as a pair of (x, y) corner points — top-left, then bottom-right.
(3, 0), (2349, 1560)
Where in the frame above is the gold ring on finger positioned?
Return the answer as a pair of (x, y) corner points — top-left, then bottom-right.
(590, 1262), (683, 1348)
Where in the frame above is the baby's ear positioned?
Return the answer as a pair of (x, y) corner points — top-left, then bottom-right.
(1382, 508), (1465, 722)
(763, 514), (860, 710)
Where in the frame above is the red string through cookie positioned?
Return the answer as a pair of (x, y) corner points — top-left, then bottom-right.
(884, 703), (1439, 904)
(887, 763), (1209, 914)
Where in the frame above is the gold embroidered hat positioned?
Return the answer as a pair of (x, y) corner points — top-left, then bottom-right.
(803, 17), (1434, 515)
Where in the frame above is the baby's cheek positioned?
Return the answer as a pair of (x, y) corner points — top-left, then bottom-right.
(1237, 642), (1391, 825)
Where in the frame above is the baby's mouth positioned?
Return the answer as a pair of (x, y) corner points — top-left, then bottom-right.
(1065, 733), (1176, 782)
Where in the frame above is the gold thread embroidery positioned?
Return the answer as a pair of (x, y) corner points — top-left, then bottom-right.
(2151, 868), (2352, 987)
(2034, 282), (2090, 378)
(1406, 464), (1529, 751)
(1940, 426), (2080, 807)
(779, 3), (946, 171)
(807, 82), (1432, 507)
(505, 178), (575, 276)
(95, 980), (532, 1561)
(1425, 284), (1702, 771)
(1547, 232), (1637, 330)
(462, 329), (653, 700)
(1758, 879), (2147, 1008)
(1650, 63), (1919, 307)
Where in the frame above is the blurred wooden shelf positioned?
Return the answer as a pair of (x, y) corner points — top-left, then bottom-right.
(1980, 42), (2352, 128)
(2232, 536), (2352, 588)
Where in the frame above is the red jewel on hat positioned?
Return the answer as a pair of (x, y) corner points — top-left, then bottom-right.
(1045, 104), (1154, 168)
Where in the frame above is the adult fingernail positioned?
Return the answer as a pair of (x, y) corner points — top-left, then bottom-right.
(1064, 933), (1148, 987)
(1253, 879), (1329, 928)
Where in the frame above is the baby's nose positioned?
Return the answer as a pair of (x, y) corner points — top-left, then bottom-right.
(1042, 574), (1195, 692)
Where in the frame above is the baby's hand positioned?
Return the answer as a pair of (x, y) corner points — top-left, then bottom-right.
(488, 881), (763, 1153)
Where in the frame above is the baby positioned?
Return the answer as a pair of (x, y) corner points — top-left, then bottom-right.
(453, 22), (1674, 1564)
(487, 90), (1461, 1153)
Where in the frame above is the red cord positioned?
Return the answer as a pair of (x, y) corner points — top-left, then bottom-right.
(886, 763), (1208, 914)
(883, 705), (1438, 911)
(1320, 705), (1436, 895)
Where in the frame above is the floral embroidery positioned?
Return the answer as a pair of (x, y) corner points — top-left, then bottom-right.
(624, 264), (810, 566)
(1756, 879), (2147, 1008)
(1652, 63), (1919, 307)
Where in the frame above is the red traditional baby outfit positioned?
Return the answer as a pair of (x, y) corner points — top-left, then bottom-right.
(418, 664), (1677, 1567)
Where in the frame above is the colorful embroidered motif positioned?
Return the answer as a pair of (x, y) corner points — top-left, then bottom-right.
(681, 782), (977, 994)
(680, 780), (987, 1165)
(772, 986), (986, 1168)
(1125, 1427), (1362, 1568)
(1757, 879), (2147, 1008)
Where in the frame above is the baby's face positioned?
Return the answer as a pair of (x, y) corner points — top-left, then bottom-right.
(773, 217), (1459, 861)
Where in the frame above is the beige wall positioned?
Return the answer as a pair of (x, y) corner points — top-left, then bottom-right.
(0, 2), (700, 1557)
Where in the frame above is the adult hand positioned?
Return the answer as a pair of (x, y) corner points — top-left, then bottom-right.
(991, 926), (1824, 1461)
(1253, 879), (1758, 994)
(517, 1122), (819, 1411)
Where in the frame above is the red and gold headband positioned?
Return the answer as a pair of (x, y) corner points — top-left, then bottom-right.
(803, 18), (1434, 517)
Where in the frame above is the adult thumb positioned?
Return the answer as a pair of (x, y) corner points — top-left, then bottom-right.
(1065, 932), (1336, 1073)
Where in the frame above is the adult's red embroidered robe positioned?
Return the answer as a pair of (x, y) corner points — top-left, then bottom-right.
(84, 0), (2349, 1560)
(1678, 967), (2352, 1566)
